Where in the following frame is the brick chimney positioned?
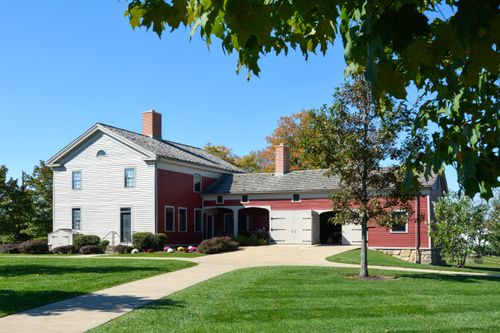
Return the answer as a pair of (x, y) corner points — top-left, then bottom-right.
(142, 109), (162, 140)
(275, 143), (290, 176)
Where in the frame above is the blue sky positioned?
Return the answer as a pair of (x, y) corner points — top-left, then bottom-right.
(0, 1), (458, 191)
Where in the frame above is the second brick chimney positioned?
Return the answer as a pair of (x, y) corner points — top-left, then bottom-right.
(142, 109), (162, 140)
(275, 143), (290, 176)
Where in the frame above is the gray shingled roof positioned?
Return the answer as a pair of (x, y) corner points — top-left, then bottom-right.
(203, 169), (438, 194)
(100, 124), (243, 173)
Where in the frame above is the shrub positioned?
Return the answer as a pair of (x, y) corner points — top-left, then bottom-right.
(100, 240), (110, 252)
(132, 232), (166, 251)
(236, 234), (260, 246)
(51, 245), (77, 254)
(74, 234), (101, 249)
(78, 245), (104, 254)
(152, 233), (167, 250)
(113, 245), (134, 254)
(18, 240), (49, 254)
(132, 232), (154, 251)
(0, 243), (20, 254)
(197, 237), (239, 254)
(258, 238), (268, 246)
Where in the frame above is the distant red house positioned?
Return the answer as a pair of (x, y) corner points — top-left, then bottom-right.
(48, 111), (446, 263)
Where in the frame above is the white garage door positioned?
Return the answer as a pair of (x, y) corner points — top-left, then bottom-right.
(270, 210), (312, 244)
(342, 223), (362, 245)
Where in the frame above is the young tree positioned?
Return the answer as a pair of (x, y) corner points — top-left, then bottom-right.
(432, 193), (488, 267)
(125, 0), (499, 198)
(305, 76), (418, 277)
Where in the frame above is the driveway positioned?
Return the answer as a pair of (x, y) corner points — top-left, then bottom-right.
(0, 245), (492, 333)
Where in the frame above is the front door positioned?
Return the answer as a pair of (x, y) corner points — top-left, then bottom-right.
(120, 208), (131, 243)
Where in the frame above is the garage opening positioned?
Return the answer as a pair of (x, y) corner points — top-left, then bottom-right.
(238, 207), (270, 240)
(320, 211), (342, 244)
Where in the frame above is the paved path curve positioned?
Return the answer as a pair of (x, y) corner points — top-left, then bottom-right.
(0, 245), (496, 333)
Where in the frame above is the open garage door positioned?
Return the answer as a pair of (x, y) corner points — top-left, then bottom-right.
(270, 210), (312, 244)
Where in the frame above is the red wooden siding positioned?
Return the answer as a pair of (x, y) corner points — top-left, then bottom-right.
(156, 169), (217, 244)
(368, 195), (430, 249)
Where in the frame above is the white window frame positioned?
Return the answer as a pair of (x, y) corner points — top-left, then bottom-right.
(292, 193), (301, 202)
(194, 209), (203, 233)
(164, 206), (175, 232)
(124, 167), (136, 188)
(72, 171), (82, 190)
(193, 174), (202, 193)
(390, 210), (409, 233)
(178, 207), (188, 232)
(72, 207), (81, 230)
(241, 195), (249, 203)
(216, 196), (224, 204)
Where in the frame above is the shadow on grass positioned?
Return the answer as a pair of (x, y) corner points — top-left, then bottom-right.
(0, 264), (172, 277)
(0, 289), (184, 317)
(396, 272), (500, 283)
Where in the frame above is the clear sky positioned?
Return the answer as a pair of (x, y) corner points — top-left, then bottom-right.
(0, 1), (458, 191)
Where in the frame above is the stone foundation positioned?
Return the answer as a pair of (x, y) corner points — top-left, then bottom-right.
(376, 248), (441, 265)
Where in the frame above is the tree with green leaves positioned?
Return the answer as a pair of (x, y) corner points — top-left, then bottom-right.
(24, 161), (53, 239)
(432, 193), (488, 267)
(486, 194), (500, 256)
(125, 0), (499, 198)
(305, 76), (418, 277)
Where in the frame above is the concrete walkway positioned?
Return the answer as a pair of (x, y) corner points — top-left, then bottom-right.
(0, 245), (496, 333)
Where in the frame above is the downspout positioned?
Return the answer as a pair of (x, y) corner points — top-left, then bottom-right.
(415, 195), (421, 264)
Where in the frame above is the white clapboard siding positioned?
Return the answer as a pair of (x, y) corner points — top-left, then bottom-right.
(53, 132), (155, 242)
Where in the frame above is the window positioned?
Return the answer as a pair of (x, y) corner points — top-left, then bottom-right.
(124, 168), (135, 188)
(165, 206), (175, 232)
(224, 214), (234, 233)
(216, 196), (224, 204)
(178, 208), (187, 232)
(72, 171), (81, 189)
(194, 209), (202, 232)
(72, 208), (81, 229)
(96, 150), (107, 157)
(292, 194), (300, 202)
(241, 195), (249, 203)
(239, 215), (250, 232)
(193, 174), (202, 192)
(391, 211), (408, 233)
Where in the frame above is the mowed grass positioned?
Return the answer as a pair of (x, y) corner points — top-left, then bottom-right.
(102, 251), (204, 258)
(0, 256), (196, 317)
(92, 267), (500, 333)
(327, 249), (500, 275)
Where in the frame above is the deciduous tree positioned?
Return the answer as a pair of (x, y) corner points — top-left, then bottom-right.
(125, 0), (499, 198)
(305, 76), (419, 277)
(432, 193), (488, 267)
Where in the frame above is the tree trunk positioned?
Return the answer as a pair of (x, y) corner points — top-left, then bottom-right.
(360, 217), (369, 277)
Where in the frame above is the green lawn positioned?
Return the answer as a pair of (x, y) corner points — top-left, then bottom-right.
(102, 251), (204, 258)
(0, 256), (196, 317)
(327, 249), (500, 275)
(91, 266), (500, 333)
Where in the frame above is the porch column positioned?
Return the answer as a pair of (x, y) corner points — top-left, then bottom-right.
(232, 208), (239, 238)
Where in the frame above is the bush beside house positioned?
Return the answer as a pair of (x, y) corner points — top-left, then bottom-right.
(197, 237), (239, 254)
(18, 240), (49, 254)
(132, 232), (167, 251)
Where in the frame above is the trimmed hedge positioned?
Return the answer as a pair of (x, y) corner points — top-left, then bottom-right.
(132, 232), (167, 251)
(51, 245), (77, 254)
(79, 245), (104, 254)
(18, 240), (49, 254)
(74, 234), (101, 249)
(197, 236), (239, 254)
(100, 240), (110, 252)
(0, 243), (20, 254)
(113, 245), (134, 254)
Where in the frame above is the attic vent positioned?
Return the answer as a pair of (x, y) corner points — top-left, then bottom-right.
(96, 150), (107, 157)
